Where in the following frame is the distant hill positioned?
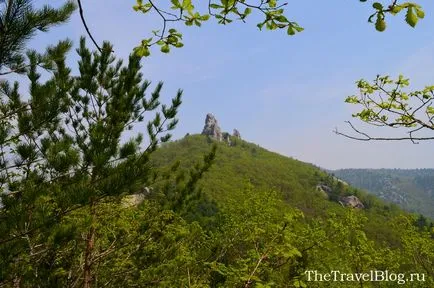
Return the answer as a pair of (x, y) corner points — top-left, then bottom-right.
(331, 168), (434, 218)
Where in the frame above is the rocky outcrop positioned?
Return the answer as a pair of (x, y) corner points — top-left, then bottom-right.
(316, 184), (332, 199)
(339, 195), (365, 209)
(316, 183), (364, 209)
(121, 187), (152, 208)
(222, 132), (231, 145)
(202, 113), (222, 141)
(201, 114), (241, 144)
(316, 184), (332, 194)
(233, 129), (241, 139)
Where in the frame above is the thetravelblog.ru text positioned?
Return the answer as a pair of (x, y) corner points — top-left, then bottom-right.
(304, 270), (425, 285)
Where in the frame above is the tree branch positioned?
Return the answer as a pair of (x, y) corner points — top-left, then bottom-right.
(334, 121), (434, 142)
(77, 0), (105, 53)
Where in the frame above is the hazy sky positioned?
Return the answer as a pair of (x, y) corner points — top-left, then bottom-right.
(19, 1), (434, 169)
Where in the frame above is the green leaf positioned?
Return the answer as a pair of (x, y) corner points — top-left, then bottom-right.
(372, 2), (383, 10)
(161, 45), (170, 53)
(391, 5), (403, 15)
(275, 15), (289, 23)
(375, 16), (386, 32)
(201, 14), (210, 21)
(426, 106), (434, 115)
(134, 46), (150, 57)
(345, 96), (360, 104)
(293, 24), (304, 32)
(405, 7), (418, 27)
(171, 0), (181, 9)
(415, 8), (425, 19)
(209, 3), (223, 9)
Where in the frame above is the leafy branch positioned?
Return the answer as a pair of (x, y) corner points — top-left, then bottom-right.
(132, 0), (305, 57)
(130, 0), (424, 57)
(362, 0), (425, 31)
(337, 75), (434, 143)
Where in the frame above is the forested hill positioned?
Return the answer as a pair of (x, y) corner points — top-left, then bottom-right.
(152, 134), (376, 214)
(2, 133), (433, 286)
(331, 169), (434, 219)
(144, 134), (434, 286)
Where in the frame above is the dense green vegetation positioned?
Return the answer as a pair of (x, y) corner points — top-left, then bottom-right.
(2, 131), (434, 286)
(147, 134), (434, 287)
(1, 1), (433, 287)
(332, 169), (434, 219)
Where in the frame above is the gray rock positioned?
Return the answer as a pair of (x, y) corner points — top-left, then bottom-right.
(121, 186), (152, 208)
(233, 129), (241, 139)
(122, 194), (145, 208)
(316, 184), (332, 194)
(339, 195), (365, 209)
(201, 113), (222, 141)
(222, 132), (231, 145)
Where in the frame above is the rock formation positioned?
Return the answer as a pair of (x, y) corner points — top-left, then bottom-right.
(316, 184), (332, 199)
(121, 187), (152, 208)
(222, 132), (231, 145)
(339, 195), (365, 209)
(201, 113), (222, 141)
(201, 114), (241, 144)
(316, 184), (332, 194)
(233, 129), (241, 139)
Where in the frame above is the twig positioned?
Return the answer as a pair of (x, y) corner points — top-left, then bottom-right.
(334, 121), (434, 142)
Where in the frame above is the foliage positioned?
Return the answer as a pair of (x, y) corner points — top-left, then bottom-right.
(131, 0), (424, 57)
(152, 135), (432, 287)
(2, 129), (434, 286)
(0, 38), (182, 287)
(204, 183), (304, 287)
(1, 0), (433, 287)
(0, 0), (76, 75)
(364, 1), (425, 32)
(150, 135), (434, 286)
(339, 75), (434, 142)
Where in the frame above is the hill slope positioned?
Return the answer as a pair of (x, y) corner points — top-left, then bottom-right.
(154, 134), (323, 208)
(144, 134), (434, 287)
(152, 135), (420, 235)
(331, 169), (434, 218)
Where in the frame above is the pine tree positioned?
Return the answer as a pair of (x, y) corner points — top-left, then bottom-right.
(0, 0), (76, 74)
(0, 37), (182, 287)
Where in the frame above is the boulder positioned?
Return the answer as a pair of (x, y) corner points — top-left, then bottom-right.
(121, 187), (152, 208)
(339, 195), (365, 209)
(316, 184), (332, 194)
(122, 194), (145, 208)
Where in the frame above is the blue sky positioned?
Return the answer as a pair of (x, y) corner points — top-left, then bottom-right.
(21, 1), (434, 169)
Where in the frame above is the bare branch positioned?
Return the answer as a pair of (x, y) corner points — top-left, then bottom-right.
(334, 121), (434, 142)
(77, 0), (106, 53)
